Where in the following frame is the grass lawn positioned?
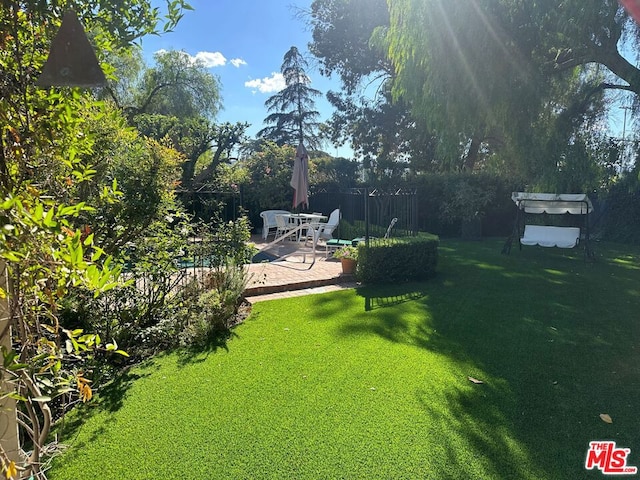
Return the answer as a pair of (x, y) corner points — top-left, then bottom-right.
(50, 239), (640, 479)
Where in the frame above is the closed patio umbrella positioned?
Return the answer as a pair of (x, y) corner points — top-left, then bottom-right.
(620, 0), (640, 25)
(290, 142), (309, 209)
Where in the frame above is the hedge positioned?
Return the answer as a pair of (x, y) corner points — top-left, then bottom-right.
(356, 234), (439, 284)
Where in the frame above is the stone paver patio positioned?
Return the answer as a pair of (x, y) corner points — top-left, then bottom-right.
(245, 234), (358, 302)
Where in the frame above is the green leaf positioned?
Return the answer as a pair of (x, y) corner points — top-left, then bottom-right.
(1, 197), (15, 210)
(37, 378), (54, 388)
(59, 205), (80, 216)
(32, 396), (52, 403)
(7, 392), (28, 402)
(7, 362), (28, 371)
(34, 202), (44, 221)
(2, 252), (23, 262)
(91, 247), (104, 262)
(43, 208), (57, 227)
(3, 348), (18, 367)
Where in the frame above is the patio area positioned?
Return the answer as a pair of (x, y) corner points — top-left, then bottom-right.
(245, 234), (358, 301)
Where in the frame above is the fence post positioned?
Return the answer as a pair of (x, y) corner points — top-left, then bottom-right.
(364, 187), (370, 247)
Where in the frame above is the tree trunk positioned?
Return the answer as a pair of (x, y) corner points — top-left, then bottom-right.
(594, 46), (640, 96)
(463, 135), (482, 171)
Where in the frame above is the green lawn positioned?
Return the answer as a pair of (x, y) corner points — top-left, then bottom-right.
(50, 239), (640, 479)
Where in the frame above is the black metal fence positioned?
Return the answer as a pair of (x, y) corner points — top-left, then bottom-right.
(309, 188), (418, 239)
(178, 188), (243, 223)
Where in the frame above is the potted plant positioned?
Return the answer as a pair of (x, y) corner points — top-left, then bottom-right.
(333, 245), (358, 274)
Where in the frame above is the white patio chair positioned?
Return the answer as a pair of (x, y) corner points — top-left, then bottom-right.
(306, 208), (340, 245)
(260, 209), (290, 239)
(274, 214), (297, 241)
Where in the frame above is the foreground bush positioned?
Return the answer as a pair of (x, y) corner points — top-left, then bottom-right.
(60, 216), (253, 363)
(357, 234), (439, 283)
(178, 262), (251, 347)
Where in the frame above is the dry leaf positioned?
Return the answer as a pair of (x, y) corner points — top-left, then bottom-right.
(5, 460), (17, 480)
(468, 376), (484, 384)
(600, 413), (613, 424)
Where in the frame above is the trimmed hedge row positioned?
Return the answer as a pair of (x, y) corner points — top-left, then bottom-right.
(356, 234), (439, 284)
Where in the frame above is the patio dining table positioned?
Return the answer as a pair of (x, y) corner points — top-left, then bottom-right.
(277, 213), (328, 241)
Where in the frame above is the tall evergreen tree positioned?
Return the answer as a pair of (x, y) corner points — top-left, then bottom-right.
(258, 46), (322, 148)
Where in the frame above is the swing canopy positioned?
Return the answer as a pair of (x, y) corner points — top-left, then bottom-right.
(511, 192), (593, 215)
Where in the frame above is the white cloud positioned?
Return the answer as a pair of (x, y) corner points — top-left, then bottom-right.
(154, 49), (228, 68)
(193, 51), (227, 68)
(244, 73), (286, 93)
(230, 58), (247, 68)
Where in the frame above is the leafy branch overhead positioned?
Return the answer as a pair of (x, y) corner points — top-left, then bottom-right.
(308, 0), (640, 182)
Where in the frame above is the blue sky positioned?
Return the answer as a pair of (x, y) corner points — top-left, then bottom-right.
(139, 0), (351, 156)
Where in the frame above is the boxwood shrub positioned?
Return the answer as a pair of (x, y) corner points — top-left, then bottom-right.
(356, 233), (439, 284)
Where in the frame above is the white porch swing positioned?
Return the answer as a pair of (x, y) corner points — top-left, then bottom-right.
(502, 192), (595, 259)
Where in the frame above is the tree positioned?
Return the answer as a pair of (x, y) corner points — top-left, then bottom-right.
(310, 154), (360, 190)
(106, 49), (222, 121)
(132, 114), (248, 187)
(190, 122), (249, 186)
(309, 0), (439, 178)
(75, 103), (184, 253)
(106, 49), (246, 190)
(308, 0), (392, 94)
(382, 0), (546, 170)
(309, 0), (632, 182)
(258, 46), (322, 148)
(382, 0), (637, 175)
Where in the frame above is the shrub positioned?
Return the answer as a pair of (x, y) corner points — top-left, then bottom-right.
(240, 142), (296, 231)
(179, 262), (250, 347)
(60, 214), (254, 361)
(60, 217), (193, 363)
(195, 215), (255, 267)
(357, 234), (439, 284)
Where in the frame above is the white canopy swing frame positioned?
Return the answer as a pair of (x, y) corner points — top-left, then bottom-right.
(502, 192), (595, 260)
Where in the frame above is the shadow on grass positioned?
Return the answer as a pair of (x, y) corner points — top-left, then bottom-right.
(175, 329), (239, 367)
(361, 287), (427, 311)
(414, 382), (538, 479)
(55, 368), (152, 447)
(343, 238), (640, 479)
(54, 327), (239, 451)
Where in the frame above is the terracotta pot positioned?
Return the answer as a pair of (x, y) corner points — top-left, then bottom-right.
(340, 258), (357, 274)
